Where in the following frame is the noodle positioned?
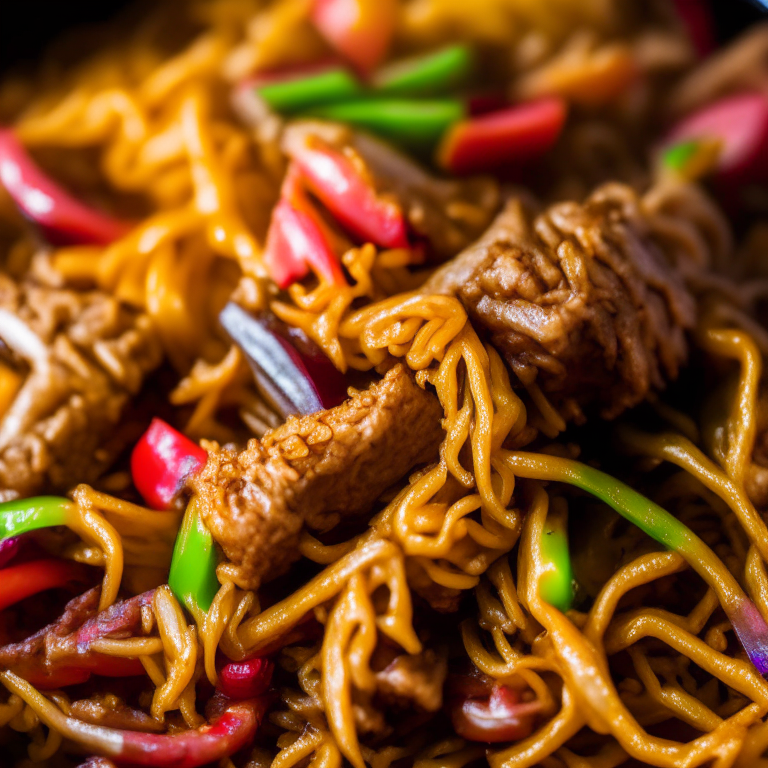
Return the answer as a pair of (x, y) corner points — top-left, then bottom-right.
(5, 1), (768, 766)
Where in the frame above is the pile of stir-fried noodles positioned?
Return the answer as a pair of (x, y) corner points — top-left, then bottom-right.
(5, 1), (768, 766)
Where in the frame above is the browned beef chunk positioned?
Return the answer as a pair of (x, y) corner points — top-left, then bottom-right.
(191, 364), (444, 589)
(0, 275), (163, 498)
(423, 184), (696, 419)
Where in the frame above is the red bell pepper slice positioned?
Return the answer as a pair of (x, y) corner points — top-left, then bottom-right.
(437, 98), (567, 175)
(130, 419), (208, 511)
(0, 129), (132, 246)
(115, 699), (267, 767)
(1, 673), (269, 768)
(310, 0), (397, 74)
(25, 657), (146, 691)
(662, 92), (768, 185)
(0, 558), (88, 611)
(445, 670), (541, 743)
(286, 136), (410, 250)
(218, 656), (274, 700)
(264, 166), (347, 289)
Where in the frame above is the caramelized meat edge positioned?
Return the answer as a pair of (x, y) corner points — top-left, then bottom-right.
(0, 276), (162, 499)
(192, 364), (444, 589)
(423, 184), (696, 419)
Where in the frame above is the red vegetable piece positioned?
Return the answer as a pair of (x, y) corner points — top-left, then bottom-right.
(672, 0), (716, 59)
(218, 657), (274, 700)
(264, 167), (347, 289)
(437, 98), (567, 175)
(0, 558), (88, 611)
(287, 137), (410, 249)
(116, 697), (268, 767)
(311, 0), (397, 74)
(130, 419), (208, 511)
(26, 656), (145, 690)
(663, 92), (768, 185)
(0, 129), (132, 246)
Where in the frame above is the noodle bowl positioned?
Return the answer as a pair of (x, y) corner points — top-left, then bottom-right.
(2, 2), (768, 767)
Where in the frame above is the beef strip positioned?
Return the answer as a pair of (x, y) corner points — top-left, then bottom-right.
(282, 121), (500, 261)
(0, 275), (163, 498)
(423, 184), (696, 419)
(191, 364), (444, 589)
(0, 588), (153, 679)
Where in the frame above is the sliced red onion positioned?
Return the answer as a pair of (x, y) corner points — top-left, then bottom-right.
(219, 302), (347, 420)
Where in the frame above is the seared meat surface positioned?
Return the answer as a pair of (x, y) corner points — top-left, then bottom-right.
(0, 275), (162, 499)
(192, 364), (444, 588)
(423, 184), (696, 419)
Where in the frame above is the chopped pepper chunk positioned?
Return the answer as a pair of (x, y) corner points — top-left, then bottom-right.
(130, 419), (208, 512)
(311, 0), (397, 74)
(286, 135), (410, 249)
(437, 98), (567, 174)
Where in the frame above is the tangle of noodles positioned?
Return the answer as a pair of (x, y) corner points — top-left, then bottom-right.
(5, 2), (768, 768)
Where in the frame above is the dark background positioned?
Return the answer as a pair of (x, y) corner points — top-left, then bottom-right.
(0, 0), (766, 73)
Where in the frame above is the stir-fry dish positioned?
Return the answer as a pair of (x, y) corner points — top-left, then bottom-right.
(7, 1), (768, 766)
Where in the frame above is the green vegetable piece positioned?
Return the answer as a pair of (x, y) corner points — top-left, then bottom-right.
(257, 67), (365, 113)
(538, 504), (575, 613)
(168, 501), (220, 617)
(662, 140), (701, 172)
(310, 98), (465, 149)
(0, 496), (71, 539)
(374, 45), (474, 97)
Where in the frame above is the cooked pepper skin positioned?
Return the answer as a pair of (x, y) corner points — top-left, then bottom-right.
(168, 500), (220, 618)
(287, 136), (410, 249)
(0, 129), (131, 245)
(263, 166), (347, 289)
(0, 558), (88, 611)
(437, 98), (567, 174)
(130, 419), (208, 511)
(310, 0), (397, 74)
(0, 496), (71, 539)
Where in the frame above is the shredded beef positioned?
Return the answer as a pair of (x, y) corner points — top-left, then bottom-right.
(423, 184), (696, 419)
(0, 275), (162, 498)
(192, 364), (444, 588)
(375, 649), (447, 712)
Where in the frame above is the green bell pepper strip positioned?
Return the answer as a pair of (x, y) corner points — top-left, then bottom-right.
(373, 44), (474, 97)
(255, 66), (365, 114)
(308, 98), (466, 151)
(662, 140), (701, 173)
(538, 503), (574, 613)
(168, 500), (220, 619)
(502, 450), (768, 676)
(0, 496), (72, 540)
